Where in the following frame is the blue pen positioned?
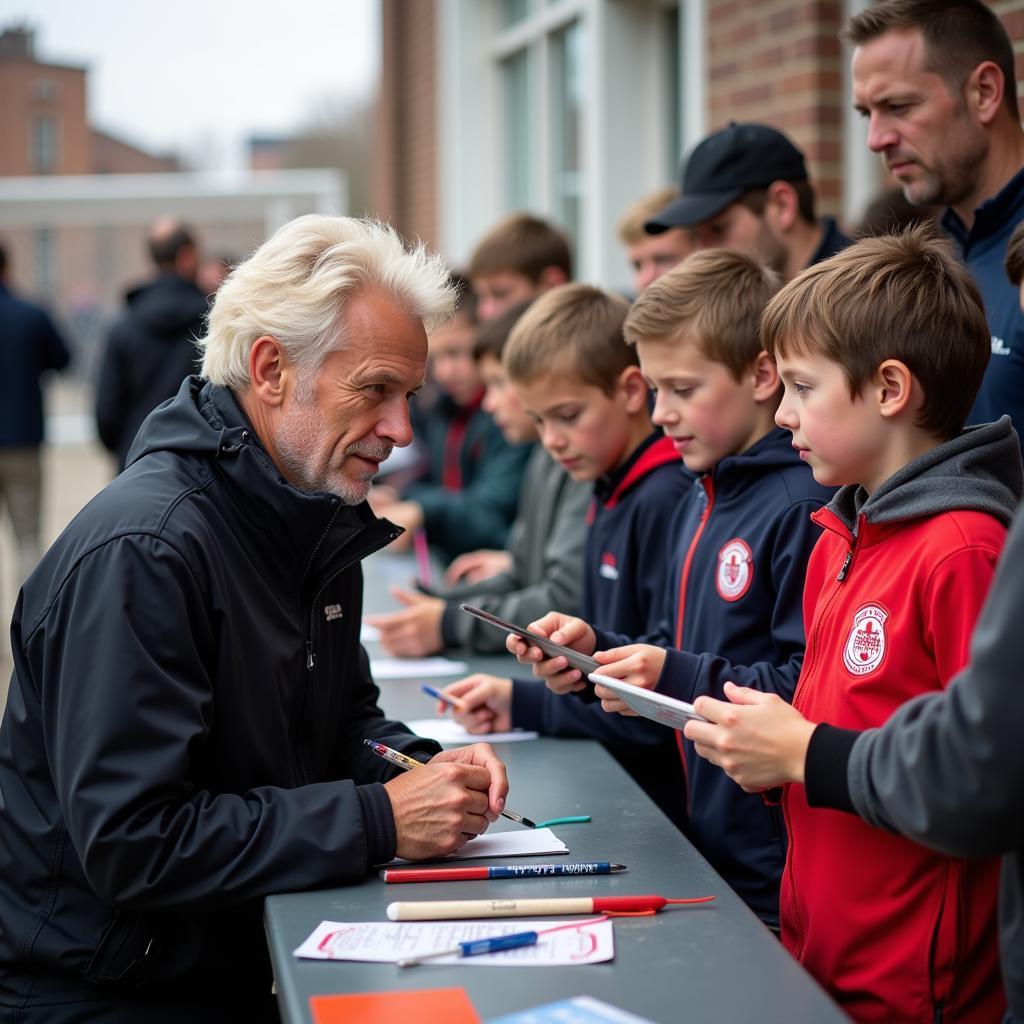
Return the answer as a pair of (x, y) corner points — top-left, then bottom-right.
(420, 683), (464, 710)
(397, 929), (539, 967)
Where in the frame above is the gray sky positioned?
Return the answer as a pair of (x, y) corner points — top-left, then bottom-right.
(0, 0), (378, 170)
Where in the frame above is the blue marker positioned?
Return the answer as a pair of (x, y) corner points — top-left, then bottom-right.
(398, 929), (540, 967)
(420, 683), (464, 710)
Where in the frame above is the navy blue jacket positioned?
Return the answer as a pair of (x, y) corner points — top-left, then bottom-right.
(596, 428), (833, 927)
(0, 378), (438, 1014)
(943, 165), (1024, 430)
(0, 283), (70, 447)
(512, 433), (691, 827)
(404, 392), (532, 562)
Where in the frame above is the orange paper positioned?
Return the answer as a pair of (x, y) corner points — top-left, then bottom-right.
(310, 987), (481, 1024)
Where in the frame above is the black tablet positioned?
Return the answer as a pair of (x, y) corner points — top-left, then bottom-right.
(459, 604), (600, 676)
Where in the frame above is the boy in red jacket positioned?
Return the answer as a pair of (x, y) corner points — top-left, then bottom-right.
(684, 225), (1023, 1022)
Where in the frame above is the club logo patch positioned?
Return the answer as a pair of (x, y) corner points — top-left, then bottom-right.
(324, 603), (344, 622)
(843, 604), (888, 676)
(716, 539), (753, 601)
(599, 552), (619, 580)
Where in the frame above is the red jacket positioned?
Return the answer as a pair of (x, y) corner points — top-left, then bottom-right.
(782, 505), (1006, 1023)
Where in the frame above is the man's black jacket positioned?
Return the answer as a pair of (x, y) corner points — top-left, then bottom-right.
(0, 377), (438, 1012)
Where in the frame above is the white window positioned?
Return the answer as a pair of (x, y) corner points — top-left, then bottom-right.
(31, 115), (58, 174)
(438, 0), (706, 288)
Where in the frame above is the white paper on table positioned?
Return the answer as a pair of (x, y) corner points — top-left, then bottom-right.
(293, 917), (613, 966)
(360, 622), (382, 642)
(388, 826), (568, 865)
(405, 717), (539, 745)
(370, 656), (468, 678)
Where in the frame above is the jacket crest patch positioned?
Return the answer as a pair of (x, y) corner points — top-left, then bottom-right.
(842, 603), (888, 676)
(599, 552), (619, 580)
(716, 538), (753, 601)
(324, 603), (344, 622)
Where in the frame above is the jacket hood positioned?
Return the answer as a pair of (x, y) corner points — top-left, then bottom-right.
(828, 416), (1023, 531)
(125, 274), (208, 337)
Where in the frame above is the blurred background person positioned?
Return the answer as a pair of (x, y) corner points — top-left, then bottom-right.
(94, 217), (207, 471)
(616, 185), (695, 295)
(0, 240), (71, 586)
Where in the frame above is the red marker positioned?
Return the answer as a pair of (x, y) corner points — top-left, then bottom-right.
(386, 894), (715, 920)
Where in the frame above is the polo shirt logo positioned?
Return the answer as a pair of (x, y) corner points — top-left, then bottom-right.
(599, 553), (619, 580)
(716, 538), (752, 602)
(991, 335), (1011, 356)
(843, 604), (888, 676)
(324, 603), (344, 622)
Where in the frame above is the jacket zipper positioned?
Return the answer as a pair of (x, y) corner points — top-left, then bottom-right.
(784, 516), (861, 956)
(292, 513), (403, 785)
(673, 476), (715, 816)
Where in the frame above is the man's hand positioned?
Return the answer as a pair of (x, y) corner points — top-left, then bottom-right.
(446, 674), (514, 734)
(504, 612), (596, 694)
(445, 549), (513, 586)
(385, 743), (508, 861)
(683, 682), (816, 792)
(590, 644), (668, 715)
(364, 586), (444, 656)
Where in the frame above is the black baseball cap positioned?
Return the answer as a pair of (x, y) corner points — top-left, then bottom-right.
(646, 122), (809, 234)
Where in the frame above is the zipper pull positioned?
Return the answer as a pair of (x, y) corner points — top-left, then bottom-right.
(836, 549), (853, 582)
(306, 640), (315, 671)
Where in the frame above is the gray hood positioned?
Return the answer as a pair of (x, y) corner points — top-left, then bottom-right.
(827, 416), (1023, 532)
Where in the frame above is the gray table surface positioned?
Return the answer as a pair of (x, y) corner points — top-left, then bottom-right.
(264, 552), (847, 1023)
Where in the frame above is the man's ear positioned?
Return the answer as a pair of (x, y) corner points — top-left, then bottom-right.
(765, 181), (799, 233)
(874, 358), (915, 419)
(248, 336), (291, 409)
(967, 60), (1005, 127)
(619, 364), (649, 414)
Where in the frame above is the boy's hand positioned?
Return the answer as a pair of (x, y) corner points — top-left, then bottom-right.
(504, 612), (596, 694)
(590, 644), (667, 714)
(363, 586), (444, 656)
(445, 550), (513, 585)
(445, 674), (513, 734)
(683, 682), (816, 792)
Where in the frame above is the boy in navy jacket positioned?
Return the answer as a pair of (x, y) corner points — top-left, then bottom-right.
(507, 251), (833, 927)
(444, 283), (690, 827)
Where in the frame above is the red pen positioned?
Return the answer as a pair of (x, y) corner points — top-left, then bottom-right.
(386, 894), (715, 920)
(381, 863), (627, 883)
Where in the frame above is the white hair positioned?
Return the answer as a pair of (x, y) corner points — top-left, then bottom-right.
(200, 215), (456, 391)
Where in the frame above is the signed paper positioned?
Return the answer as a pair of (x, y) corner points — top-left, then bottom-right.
(388, 827), (568, 865)
(405, 717), (538, 745)
(294, 918), (613, 966)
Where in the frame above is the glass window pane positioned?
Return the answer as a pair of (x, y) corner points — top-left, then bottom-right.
(500, 0), (530, 27)
(502, 49), (531, 210)
(664, 4), (682, 178)
(551, 19), (584, 252)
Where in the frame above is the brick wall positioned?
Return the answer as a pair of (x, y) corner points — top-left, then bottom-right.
(991, 0), (1024, 109)
(374, 0), (438, 247)
(706, 0), (845, 215)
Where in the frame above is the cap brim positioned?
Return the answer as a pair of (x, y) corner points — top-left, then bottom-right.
(644, 189), (745, 234)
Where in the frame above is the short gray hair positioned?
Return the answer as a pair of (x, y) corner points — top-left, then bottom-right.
(200, 215), (456, 391)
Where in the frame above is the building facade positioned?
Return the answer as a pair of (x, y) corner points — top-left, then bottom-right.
(374, 0), (1024, 289)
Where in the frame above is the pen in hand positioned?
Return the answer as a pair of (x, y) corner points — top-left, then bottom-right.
(363, 739), (537, 828)
(420, 683), (465, 712)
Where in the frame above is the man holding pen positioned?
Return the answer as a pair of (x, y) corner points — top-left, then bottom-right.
(0, 217), (509, 1023)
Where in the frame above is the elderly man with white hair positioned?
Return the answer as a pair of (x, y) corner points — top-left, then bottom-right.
(0, 217), (509, 1023)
